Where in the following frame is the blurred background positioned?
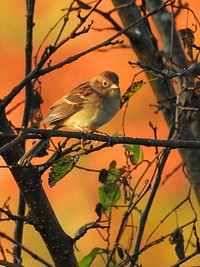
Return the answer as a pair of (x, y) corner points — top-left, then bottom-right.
(0, 1), (200, 266)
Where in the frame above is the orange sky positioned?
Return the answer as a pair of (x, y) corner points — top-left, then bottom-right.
(0, 1), (200, 266)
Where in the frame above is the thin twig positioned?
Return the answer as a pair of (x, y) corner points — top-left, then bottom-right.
(0, 232), (54, 267)
(130, 147), (171, 266)
(0, 208), (29, 223)
(13, 0), (36, 263)
(0, 0), (171, 111)
(2, 129), (200, 159)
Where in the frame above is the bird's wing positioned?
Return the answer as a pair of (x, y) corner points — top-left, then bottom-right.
(42, 82), (92, 124)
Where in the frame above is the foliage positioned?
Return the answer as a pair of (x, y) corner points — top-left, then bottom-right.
(49, 155), (79, 187)
(79, 247), (110, 267)
(0, 1), (200, 267)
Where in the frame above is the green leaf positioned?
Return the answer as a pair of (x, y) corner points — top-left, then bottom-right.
(109, 160), (117, 169)
(99, 183), (121, 214)
(98, 161), (123, 213)
(79, 247), (109, 267)
(120, 79), (145, 108)
(123, 144), (144, 165)
(106, 161), (123, 183)
(123, 144), (135, 153)
(107, 168), (121, 183)
(48, 155), (79, 187)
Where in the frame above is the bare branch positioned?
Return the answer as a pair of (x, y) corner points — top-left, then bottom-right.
(0, 0), (171, 110)
(130, 148), (171, 265)
(0, 232), (54, 267)
(3, 129), (200, 160)
(0, 208), (29, 223)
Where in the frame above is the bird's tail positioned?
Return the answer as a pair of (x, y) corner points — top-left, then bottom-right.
(18, 139), (48, 166)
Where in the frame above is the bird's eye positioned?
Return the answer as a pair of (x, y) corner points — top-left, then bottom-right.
(102, 80), (109, 87)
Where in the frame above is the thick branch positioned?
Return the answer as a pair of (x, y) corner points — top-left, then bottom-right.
(0, 112), (77, 267)
(146, 0), (188, 70)
(0, 0), (173, 111)
(111, 0), (200, 204)
(112, 0), (176, 124)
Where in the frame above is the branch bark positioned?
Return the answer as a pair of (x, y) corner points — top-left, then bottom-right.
(13, 0), (35, 263)
(111, 0), (200, 204)
(0, 111), (78, 267)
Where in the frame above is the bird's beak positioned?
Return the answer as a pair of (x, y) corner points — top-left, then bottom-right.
(111, 84), (119, 90)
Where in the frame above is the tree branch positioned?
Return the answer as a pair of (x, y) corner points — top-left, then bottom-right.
(0, 110), (78, 266)
(13, 1), (36, 263)
(0, 232), (54, 267)
(130, 147), (171, 265)
(2, 129), (200, 160)
(0, 0), (171, 111)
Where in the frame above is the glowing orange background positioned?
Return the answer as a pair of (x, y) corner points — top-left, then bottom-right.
(0, 1), (200, 266)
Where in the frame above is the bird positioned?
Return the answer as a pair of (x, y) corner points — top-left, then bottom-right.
(18, 71), (121, 165)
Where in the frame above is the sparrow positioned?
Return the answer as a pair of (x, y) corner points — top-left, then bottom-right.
(18, 71), (121, 165)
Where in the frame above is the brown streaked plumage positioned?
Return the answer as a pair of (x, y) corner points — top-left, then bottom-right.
(18, 71), (121, 165)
